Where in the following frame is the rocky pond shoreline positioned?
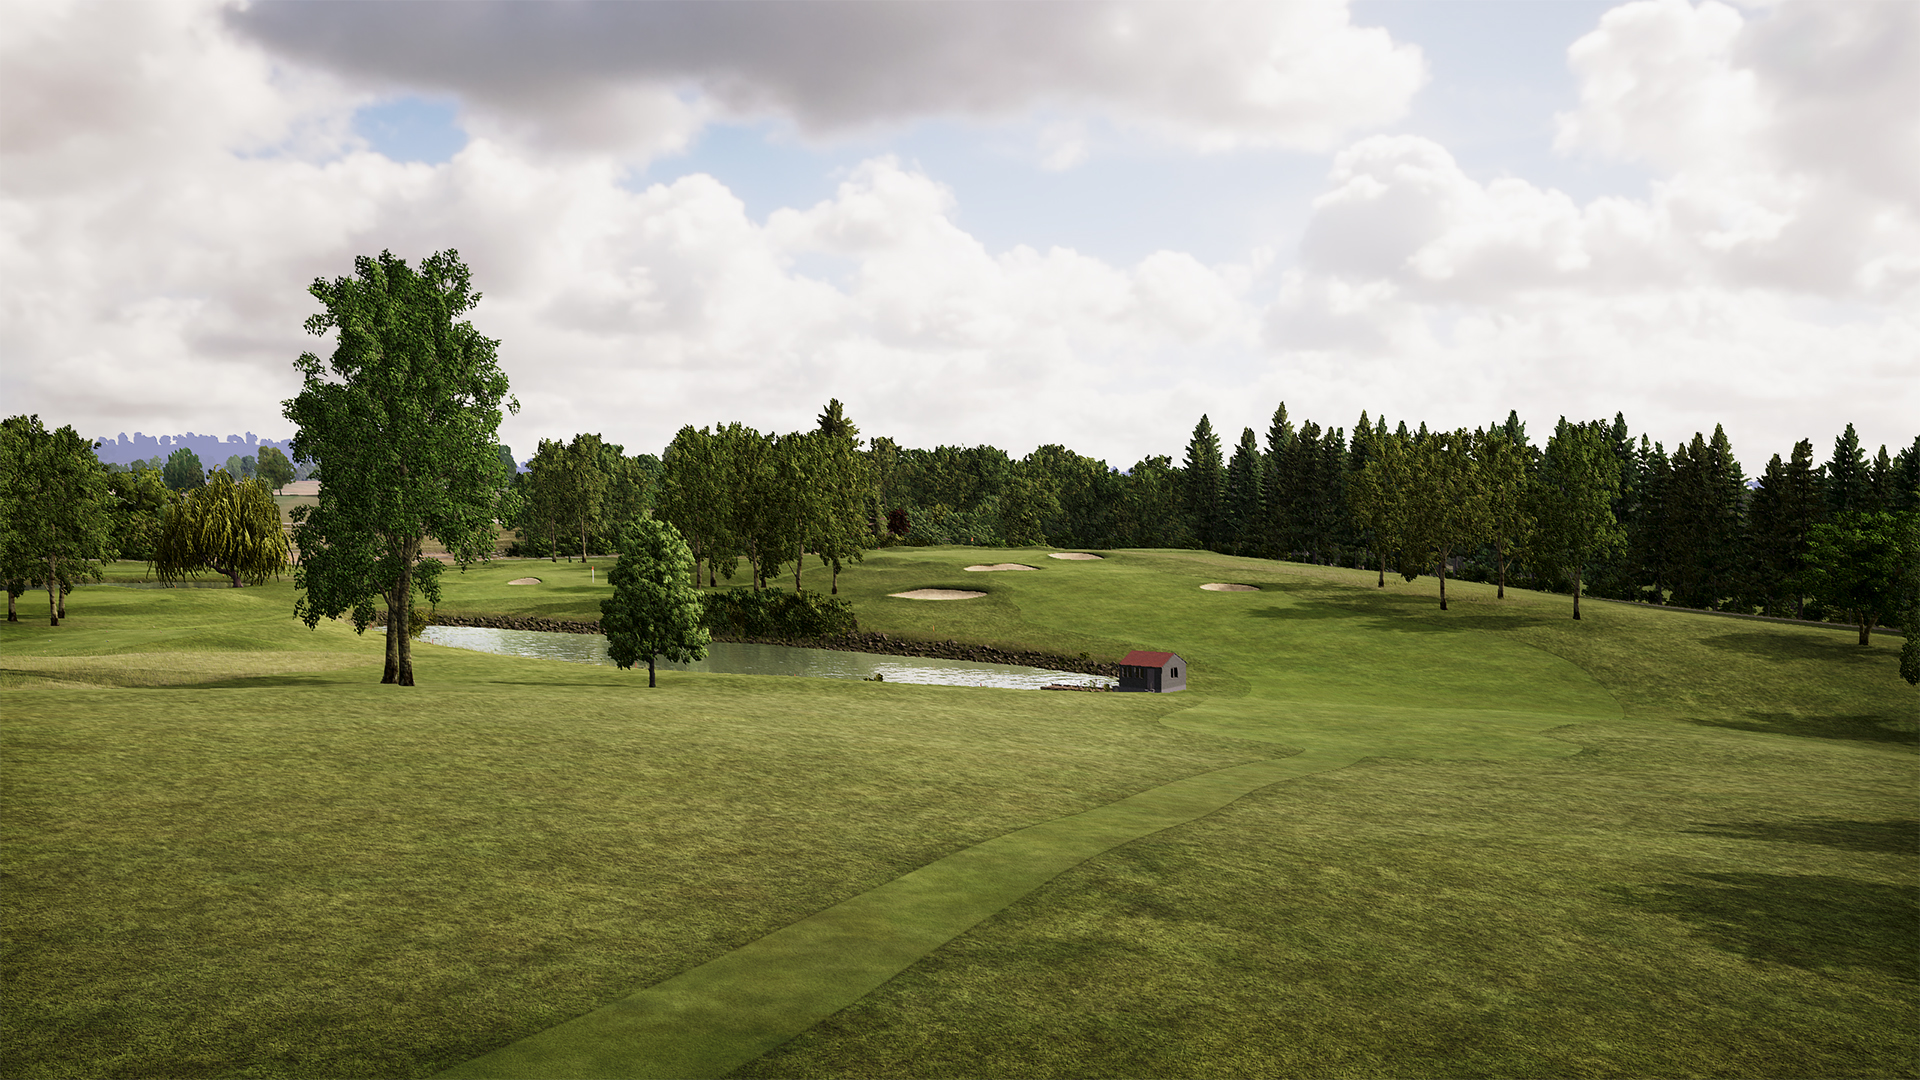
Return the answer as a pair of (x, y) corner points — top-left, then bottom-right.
(395, 612), (1125, 679)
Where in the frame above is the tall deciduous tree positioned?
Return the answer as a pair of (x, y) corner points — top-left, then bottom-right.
(1802, 511), (1911, 646)
(561, 433), (609, 563)
(720, 422), (786, 589)
(1533, 419), (1625, 620)
(254, 445), (296, 493)
(105, 466), (174, 562)
(1116, 455), (1189, 549)
(154, 471), (290, 587)
(661, 424), (739, 587)
(162, 447), (204, 492)
(0, 416), (114, 625)
(601, 518), (711, 688)
(809, 402), (877, 593)
(592, 444), (659, 555)
(283, 249), (518, 686)
(517, 438), (569, 561)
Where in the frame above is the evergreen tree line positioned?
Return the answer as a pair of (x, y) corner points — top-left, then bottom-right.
(1172, 407), (1918, 626)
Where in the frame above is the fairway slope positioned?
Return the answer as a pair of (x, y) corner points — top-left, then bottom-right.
(3, 549), (1912, 1079)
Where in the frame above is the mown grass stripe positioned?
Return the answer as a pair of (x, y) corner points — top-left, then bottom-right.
(435, 752), (1350, 1080)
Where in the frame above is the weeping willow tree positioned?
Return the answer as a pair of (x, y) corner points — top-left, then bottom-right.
(154, 471), (290, 587)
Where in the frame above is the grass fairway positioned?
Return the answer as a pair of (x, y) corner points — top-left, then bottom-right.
(3, 547), (1914, 1078)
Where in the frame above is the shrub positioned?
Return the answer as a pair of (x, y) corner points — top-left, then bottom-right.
(699, 588), (857, 639)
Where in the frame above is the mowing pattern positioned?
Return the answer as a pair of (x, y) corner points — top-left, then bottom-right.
(5, 551), (1913, 1079)
(436, 753), (1353, 1079)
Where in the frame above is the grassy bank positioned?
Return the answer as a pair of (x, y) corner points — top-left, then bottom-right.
(3, 547), (1914, 1078)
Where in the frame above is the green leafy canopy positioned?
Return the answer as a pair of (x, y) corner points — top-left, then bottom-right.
(601, 518), (711, 687)
(282, 249), (518, 685)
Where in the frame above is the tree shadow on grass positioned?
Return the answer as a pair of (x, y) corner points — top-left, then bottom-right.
(1603, 872), (1919, 982)
(1701, 630), (1892, 662)
(1684, 711), (1918, 747)
(1683, 818), (1920, 856)
(169, 672), (371, 689)
(1245, 595), (1557, 634)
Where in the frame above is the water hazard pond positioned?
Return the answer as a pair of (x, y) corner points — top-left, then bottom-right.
(420, 625), (1116, 691)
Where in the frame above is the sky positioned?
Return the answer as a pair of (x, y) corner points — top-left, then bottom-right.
(4, 0), (1915, 470)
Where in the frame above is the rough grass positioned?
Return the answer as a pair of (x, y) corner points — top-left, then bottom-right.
(2, 546), (1914, 1079)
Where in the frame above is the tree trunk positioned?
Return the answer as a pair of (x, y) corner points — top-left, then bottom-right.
(46, 557), (58, 626)
(1573, 565), (1583, 620)
(1495, 547), (1508, 599)
(794, 538), (804, 593)
(648, 656), (657, 688)
(382, 577), (402, 684)
(1376, 547), (1386, 588)
(394, 547), (416, 685)
(1858, 615), (1875, 646)
(7, 589), (15, 621)
(1437, 554), (1448, 610)
(832, 558), (840, 595)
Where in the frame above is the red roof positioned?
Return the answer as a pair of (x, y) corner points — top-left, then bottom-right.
(1122, 650), (1179, 667)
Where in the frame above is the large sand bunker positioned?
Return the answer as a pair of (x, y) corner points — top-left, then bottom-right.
(1047, 552), (1104, 560)
(964, 563), (1038, 572)
(889, 589), (988, 600)
(507, 577), (543, 585)
(1200, 582), (1260, 592)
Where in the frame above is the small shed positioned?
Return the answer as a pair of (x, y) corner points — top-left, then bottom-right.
(1117, 650), (1186, 693)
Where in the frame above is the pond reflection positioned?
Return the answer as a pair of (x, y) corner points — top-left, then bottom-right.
(420, 625), (1115, 690)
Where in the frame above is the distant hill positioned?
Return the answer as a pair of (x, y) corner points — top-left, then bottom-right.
(92, 431), (297, 469)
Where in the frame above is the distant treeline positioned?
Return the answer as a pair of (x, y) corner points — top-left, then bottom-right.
(875, 406), (1918, 622)
(96, 432), (318, 483)
(94, 431), (290, 467)
(502, 400), (1916, 631)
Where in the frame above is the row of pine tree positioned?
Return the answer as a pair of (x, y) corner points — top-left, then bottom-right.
(1172, 407), (1917, 617)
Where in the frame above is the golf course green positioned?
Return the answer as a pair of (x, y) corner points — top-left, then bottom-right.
(3, 546), (1914, 1078)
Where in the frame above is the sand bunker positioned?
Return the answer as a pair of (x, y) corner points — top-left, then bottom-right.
(1200, 582), (1260, 592)
(964, 563), (1038, 572)
(889, 589), (988, 600)
(507, 577), (543, 585)
(1048, 552), (1104, 560)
